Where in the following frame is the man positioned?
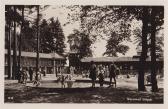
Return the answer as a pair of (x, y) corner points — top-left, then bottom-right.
(89, 61), (97, 88)
(109, 63), (116, 87)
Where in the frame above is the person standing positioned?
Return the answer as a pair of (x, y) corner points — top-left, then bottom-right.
(70, 66), (74, 76)
(89, 61), (97, 88)
(18, 67), (23, 83)
(109, 63), (116, 87)
(98, 66), (104, 87)
(42, 67), (46, 76)
(29, 67), (33, 81)
(115, 67), (120, 79)
(22, 68), (28, 84)
(61, 74), (66, 88)
(33, 68), (42, 87)
(105, 65), (109, 78)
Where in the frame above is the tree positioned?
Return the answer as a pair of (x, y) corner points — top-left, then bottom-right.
(20, 21), (37, 52)
(5, 6), (12, 79)
(150, 6), (164, 92)
(36, 5), (40, 74)
(65, 6), (149, 91)
(104, 32), (129, 57)
(150, 7), (158, 92)
(132, 6), (164, 92)
(103, 20), (131, 57)
(67, 29), (92, 59)
(54, 18), (66, 55)
(78, 32), (93, 58)
(81, 6), (150, 91)
(133, 25), (163, 57)
(40, 17), (66, 54)
(66, 6), (133, 58)
(5, 5), (49, 79)
(138, 7), (149, 91)
(12, 6), (17, 79)
(18, 6), (24, 73)
(40, 19), (50, 53)
(5, 5), (24, 79)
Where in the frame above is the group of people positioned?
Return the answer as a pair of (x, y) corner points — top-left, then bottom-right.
(18, 67), (33, 84)
(17, 62), (120, 88)
(57, 74), (74, 88)
(89, 61), (120, 88)
(18, 67), (44, 86)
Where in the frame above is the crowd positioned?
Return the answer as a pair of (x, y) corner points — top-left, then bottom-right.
(18, 67), (45, 86)
(89, 61), (120, 88)
(17, 61), (120, 88)
(16, 61), (162, 89)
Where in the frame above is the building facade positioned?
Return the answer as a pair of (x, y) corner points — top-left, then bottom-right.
(5, 50), (66, 78)
(80, 56), (163, 75)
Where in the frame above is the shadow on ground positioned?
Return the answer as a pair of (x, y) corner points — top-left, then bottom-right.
(4, 82), (163, 103)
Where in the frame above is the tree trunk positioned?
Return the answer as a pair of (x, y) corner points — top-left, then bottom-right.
(36, 5), (40, 77)
(151, 7), (158, 92)
(18, 6), (24, 75)
(138, 7), (148, 91)
(12, 6), (17, 80)
(7, 22), (11, 79)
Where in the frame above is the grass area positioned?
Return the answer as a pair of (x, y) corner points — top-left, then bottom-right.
(5, 82), (163, 103)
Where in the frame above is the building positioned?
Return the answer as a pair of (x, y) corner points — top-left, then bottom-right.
(80, 56), (163, 74)
(5, 50), (66, 77)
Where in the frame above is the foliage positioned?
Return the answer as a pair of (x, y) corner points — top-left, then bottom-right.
(133, 26), (164, 56)
(40, 18), (66, 54)
(66, 6), (134, 56)
(21, 21), (37, 52)
(67, 29), (92, 58)
(103, 32), (129, 57)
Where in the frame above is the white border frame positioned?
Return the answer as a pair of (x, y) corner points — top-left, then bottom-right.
(0, 0), (167, 109)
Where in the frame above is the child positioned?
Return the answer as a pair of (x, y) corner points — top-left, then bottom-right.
(33, 69), (42, 87)
(66, 74), (74, 88)
(60, 75), (67, 88)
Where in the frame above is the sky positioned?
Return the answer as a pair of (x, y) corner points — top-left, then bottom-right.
(32, 6), (139, 57)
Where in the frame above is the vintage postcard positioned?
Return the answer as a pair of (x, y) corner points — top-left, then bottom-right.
(0, 0), (168, 109)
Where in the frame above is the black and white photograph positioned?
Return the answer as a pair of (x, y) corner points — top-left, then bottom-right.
(2, 1), (166, 105)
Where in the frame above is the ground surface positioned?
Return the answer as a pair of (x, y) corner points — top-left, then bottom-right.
(4, 74), (163, 103)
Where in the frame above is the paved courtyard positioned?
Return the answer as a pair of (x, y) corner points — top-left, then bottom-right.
(4, 74), (163, 103)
